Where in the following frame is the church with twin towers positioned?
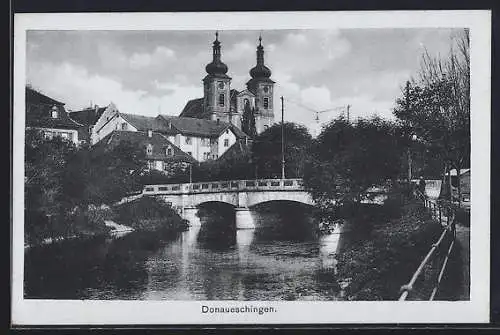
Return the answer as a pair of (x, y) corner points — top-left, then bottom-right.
(180, 32), (276, 135)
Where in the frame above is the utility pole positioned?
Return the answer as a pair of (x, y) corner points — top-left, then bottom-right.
(189, 163), (193, 184)
(281, 96), (285, 180)
(405, 81), (412, 184)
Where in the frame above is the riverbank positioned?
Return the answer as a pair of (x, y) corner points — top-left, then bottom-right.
(25, 197), (188, 249)
(334, 198), (443, 300)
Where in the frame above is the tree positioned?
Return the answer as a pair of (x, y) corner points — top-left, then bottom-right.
(252, 122), (313, 179)
(303, 116), (404, 219)
(394, 29), (470, 206)
(241, 102), (257, 138)
(25, 129), (78, 243)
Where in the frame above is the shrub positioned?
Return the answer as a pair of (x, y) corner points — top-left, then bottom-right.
(335, 200), (443, 300)
(114, 196), (188, 232)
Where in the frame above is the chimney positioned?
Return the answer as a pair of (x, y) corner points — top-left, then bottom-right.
(148, 129), (153, 138)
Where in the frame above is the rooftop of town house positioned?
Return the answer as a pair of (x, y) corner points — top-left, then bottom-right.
(69, 105), (108, 126)
(25, 86), (83, 130)
(94, 130), (197, 164)
(158, 115), (248, 139)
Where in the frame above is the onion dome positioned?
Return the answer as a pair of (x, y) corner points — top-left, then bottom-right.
(249, 35), (272, 79)
(205, 31), (229, 76)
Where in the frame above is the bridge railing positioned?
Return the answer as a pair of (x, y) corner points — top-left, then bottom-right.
(142, 178), (305, 195)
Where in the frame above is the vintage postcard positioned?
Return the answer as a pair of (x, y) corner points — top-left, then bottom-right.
(12, 10), (490, 325)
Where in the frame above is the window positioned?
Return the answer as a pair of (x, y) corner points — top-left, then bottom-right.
(51, 106), (59, 118)
(210, 139), (217, 145)
(201, 138), (210, 147)
(163, 161), (169, 171)
(147, 161), (154, 170)
(146, 144), (153, 155)
(185, 136), (192, 145)
(224, 139), (229, 147)
(218, 94), (225, 107)
(203, 152), (209, 160)
(244, 98), (250, 109)
(121, 123), (128, 130)
(166, 146), (173, 156)
(263, 97), (269, 109)
(218, 81), (224, 89)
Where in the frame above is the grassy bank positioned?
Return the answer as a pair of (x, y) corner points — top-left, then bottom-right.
(25, 205), (114, 247)
(334, 196), (443, 300)
(113, 196), (189, 233)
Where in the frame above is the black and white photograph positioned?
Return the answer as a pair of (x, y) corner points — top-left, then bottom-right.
(12, 11), (490, 325)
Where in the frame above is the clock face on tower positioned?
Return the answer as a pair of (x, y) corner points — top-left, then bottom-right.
(263, 86), (269, 93)
(218, 81), (225, 89)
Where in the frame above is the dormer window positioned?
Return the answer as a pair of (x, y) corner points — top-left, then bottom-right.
(166, 146), (173, 156)
(146, 144), (153, 156)
(51, 106), (59, 119)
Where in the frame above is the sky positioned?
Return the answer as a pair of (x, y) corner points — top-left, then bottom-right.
(26, 28), (461, 135)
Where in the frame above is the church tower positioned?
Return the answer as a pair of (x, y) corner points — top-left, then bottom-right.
(246, 36), (275, 134)
(203, 32), (232, 122)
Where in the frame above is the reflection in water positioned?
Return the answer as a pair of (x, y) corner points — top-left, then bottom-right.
(25, 201), (355, 301)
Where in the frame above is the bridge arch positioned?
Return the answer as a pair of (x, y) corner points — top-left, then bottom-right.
(245, 191), (313, 208)
(187, 192), (239, 208)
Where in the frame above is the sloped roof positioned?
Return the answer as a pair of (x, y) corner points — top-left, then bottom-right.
(159, 115), (248, 139)
(69, 106), (107, 126)
(219, 138), (252, 161)
(26, 87), (82, 130)
(95, 130), (196, 163)
(26, 86), (65, 106)
(179, 98), (204, 118)
(120, 113), (178, 135)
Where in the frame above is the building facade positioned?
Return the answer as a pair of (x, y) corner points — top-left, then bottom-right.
(91, 106), (248, 162)
(180, 33), (276, 135)
(25, 86), (83, 145)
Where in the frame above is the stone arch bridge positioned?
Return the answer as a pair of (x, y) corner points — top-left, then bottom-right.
(141, 178), (313, 229)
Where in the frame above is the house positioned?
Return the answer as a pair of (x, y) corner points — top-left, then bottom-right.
(447, 168), (471, 203)
(93, 130), (196, 173)
(179, 33), (275, 135)
(25, 86), (83, 145)
(68, 104), (108, 145)
(91, 105), (249, 162)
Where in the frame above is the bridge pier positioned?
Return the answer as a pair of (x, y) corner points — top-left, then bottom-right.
(235, 207), (255, 229)
(183, 207), (201, 227)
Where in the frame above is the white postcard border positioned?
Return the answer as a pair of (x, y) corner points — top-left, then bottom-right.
(12, 10), (491, 325)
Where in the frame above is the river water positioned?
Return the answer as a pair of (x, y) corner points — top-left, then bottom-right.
(25, 202), (360, 301)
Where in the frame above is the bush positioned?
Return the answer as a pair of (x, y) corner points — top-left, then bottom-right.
(114, 196), (188, 233)
(335, 199), (443, 300)
(69, 205), (115, 236)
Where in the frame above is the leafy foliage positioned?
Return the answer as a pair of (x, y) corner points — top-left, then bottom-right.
(241, 102), (257, 138)
(114, 196), (188, 232)
(335, 199), (443, 300)
(303, 116), (404, 216)
(25, 129), (147, 245)
(393, 29), (470, 204)
(252, 122), (313, 179)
